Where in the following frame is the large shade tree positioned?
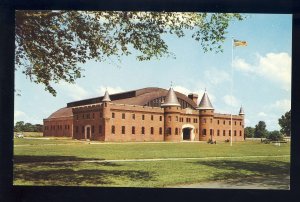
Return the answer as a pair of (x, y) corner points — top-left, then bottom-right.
(254, 121), (268, 138)
(15, 11), (244, 96)
(278, 110), (291, 136)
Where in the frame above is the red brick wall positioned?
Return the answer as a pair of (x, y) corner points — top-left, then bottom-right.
(43, 117), (73, 137)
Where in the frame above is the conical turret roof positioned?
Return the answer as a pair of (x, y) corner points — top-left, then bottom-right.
(197, 91), (214, 110)
(102, 90), (111, 102)
(239, 106), (245, 115)
(161, 87), (181, 107)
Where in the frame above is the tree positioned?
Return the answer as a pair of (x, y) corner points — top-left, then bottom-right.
(254, 121), (268, 138)
(14, 121), (25, 132)
(15, 11), (244, 96)
(244, 126), (255, 138)
(278, 110), (291, 136)
(267, 130), (283, 141)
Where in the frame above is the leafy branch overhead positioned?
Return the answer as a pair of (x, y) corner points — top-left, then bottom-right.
(15, 11), (244, 96)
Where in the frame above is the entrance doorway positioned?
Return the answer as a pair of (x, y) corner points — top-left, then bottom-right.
(183, 128), (192, 140)
(85, 126), (91, 140)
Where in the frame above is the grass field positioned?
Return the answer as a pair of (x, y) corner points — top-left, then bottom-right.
(13, 138), (290, 188)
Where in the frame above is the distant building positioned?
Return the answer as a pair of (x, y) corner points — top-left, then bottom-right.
(43, 87), (245, 142)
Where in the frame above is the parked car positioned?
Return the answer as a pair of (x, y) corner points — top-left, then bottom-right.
(15, 133), (24, 138)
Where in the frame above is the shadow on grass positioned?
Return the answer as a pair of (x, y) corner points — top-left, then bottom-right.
(14, 155), (155, 186)
(14, 155), (104, 163)
(14, 167), (154, 186)
(191, 160), (290, 188)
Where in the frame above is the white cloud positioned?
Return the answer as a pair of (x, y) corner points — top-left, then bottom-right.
(258, 112), (267, 117)
(233, 52), (291, 91)
(270, 99), (291, 112)
(223, 95), (240, 107)
(96, 86), (124, 96)
(174, 85), (216, 105)
(60, 82), (90, 100)
(204, 68), (230, 85)
(14, 110), (26, 119)
(233, 58), (254, 73)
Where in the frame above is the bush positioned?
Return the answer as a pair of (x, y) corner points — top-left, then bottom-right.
(225, 139), (230, 143)
(267, 131), (283, 141)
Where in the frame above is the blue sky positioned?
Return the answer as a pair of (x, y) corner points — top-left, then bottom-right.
(14, 13), (292, 131)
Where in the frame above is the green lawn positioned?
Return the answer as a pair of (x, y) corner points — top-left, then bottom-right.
(14, 139), (290, 188)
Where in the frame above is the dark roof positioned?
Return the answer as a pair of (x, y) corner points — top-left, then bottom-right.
(67, 87), (197, 108)
(47, 107), (73, 119)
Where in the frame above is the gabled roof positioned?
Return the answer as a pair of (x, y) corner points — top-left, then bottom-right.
(197, 91), (214, 110)
(161, 87), (181, 107)
(47, 107), (73, 119)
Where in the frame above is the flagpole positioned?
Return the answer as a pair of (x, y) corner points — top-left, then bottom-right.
(230, 37), (233, 147)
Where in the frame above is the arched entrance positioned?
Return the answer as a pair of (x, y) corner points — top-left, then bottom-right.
(181, 124), (195, 141)
(183, 128), (192, 140)
(85, 125), (91, 140)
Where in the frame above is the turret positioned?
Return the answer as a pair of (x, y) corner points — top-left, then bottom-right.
(197, 90), (214, 141)
(161, 87), (181, 142)
(102, 90), (111, 140)
(239, 105), (245, 116)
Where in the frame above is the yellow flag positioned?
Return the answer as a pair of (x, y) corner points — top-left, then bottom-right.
(234, 39), (247, 47)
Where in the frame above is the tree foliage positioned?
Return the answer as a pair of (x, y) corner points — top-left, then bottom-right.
(15, 11), (244, 96)
(267, 130), (283, 141)
(254, 121), (268, 138)
(278, 110), (291, 136)
(244, 126), (255, 138)
(14, 121), (43, 132)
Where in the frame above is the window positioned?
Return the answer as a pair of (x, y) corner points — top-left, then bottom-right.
(100, 112), (103, 118)
(195, 129), (198, 134)
(82, 126), (84, 133)
(111, 126), (115, 134)
(203, 118), (206, 123)
(223, 130), (225, 136)
(202, 129), (206, 136)
(210, 129), (213, 136)
(151, 127), (154, 135)
(166, 127), (171, 135)
(68, 125), (70, 130)
(240, 122), (242, 126)
(176, 116), (178, 121)
(142, 115), (145, 120)
(122, 113), (125, 119)
(92, 126), (94, 133)
(65, 125), (67, 129)
(112, 112), (115, 118)
(141, 127), (145, 135)
(92, 113), (94, 119)
(229, 130), (231, 136)
(229, 121), (231, 125)
(159, 127), (162, 135)
(159, 116), (162, 121)
(122, 126), (125, 134)
(217, 130), (220, 136)
(210, 119), (212, 123)
(132, 114), (135, 120)
(217, 120), (220, 125)
(132, 126), (135, 134)
(175, 128), (178, 135)
(240, 131), (242, 136)
(168, 116), (171, 121)
(234, 130), (237, 136)
(151, 115), (154, 120)
(99, 125), (102, 134)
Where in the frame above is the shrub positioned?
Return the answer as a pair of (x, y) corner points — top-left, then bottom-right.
(267, 131), (283, 141)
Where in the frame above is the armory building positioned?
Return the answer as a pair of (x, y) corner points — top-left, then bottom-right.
(43, 87), (245, 142)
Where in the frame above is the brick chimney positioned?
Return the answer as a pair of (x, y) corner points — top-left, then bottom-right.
(188, 93), (198, 105)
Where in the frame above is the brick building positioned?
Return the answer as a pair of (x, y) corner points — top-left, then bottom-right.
(43, 87), (245, 142)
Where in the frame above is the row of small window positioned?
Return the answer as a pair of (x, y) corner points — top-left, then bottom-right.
(76, 113), (97, 120)
(202, 129), (242, 136)
(202, 119), (242, 126)
(75, 125), (101, 134)
(111, 126), (162, 135)
(44, 125), (70, 130)
(112, 113), (163, 121)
